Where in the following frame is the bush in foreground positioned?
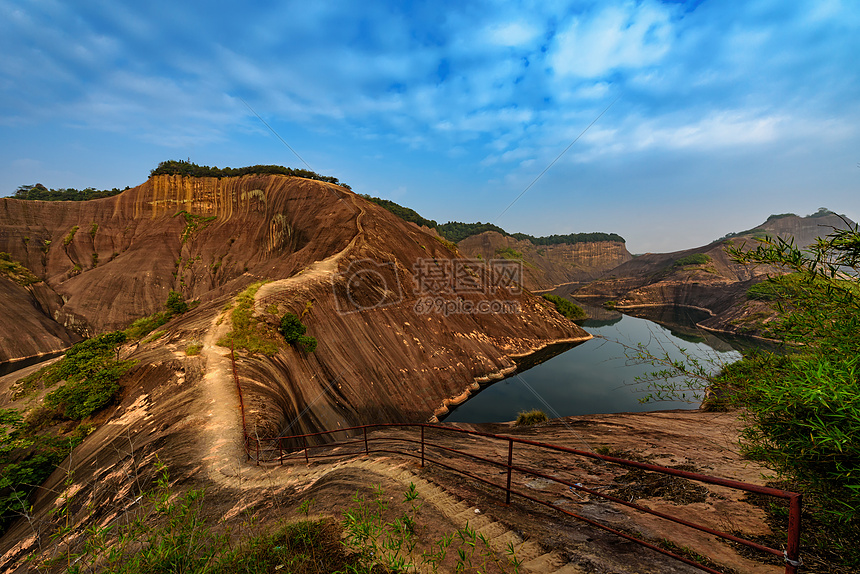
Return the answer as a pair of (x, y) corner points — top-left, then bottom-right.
(515, 409), (548, 426)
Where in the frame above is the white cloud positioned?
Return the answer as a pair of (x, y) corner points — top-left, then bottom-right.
(550, 1), (674, 78)
(486, 21), (541, 47)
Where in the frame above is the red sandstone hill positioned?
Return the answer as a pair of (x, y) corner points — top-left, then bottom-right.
(1, 174), (588, 433)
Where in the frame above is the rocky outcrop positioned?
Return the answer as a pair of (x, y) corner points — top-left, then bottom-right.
(457, 231), (632, 291)
(0, 277), (80, 363)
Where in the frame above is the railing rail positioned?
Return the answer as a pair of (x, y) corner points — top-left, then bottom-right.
(245, 423), (803, 574)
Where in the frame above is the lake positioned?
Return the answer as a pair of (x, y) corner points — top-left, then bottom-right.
(444, 307), (745, 423)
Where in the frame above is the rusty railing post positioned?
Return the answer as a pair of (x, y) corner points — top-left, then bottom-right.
(363, 426), (369, 454)
(278, 438), (283, 466)
(421, 425), (425, 468)
(303, 435), (309, 464)
(255, 437), (260, 466)
(505, 438), (514, 505)
(785, 493), (803, 573)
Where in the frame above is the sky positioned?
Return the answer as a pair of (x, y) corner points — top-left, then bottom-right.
(1, 0), (858, 253)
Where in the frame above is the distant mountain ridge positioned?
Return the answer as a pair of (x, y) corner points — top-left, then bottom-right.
(360, 194), (624, 245)
(361, 195), (631, 290)
(571, 209), (856, 337)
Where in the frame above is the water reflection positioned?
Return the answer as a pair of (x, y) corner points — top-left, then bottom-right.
(444, 310), (743, 423)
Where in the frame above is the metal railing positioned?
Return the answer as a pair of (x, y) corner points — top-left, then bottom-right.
(245, 423), (803, 574)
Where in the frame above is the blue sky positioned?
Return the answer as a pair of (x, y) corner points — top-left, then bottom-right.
(1, 0), (858, 252)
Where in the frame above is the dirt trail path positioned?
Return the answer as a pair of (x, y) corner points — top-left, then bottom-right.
(197, 310), (248, 482)
(195, 192), (366, 487)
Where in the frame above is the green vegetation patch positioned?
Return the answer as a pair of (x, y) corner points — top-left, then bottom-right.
(636, 226), (860, 569)
(515, 409), (548, 426)
(12, 183), (129, 202)
(510, 231), (626, 245)
(541, 294), (586, 321)
(673, 253), (710, 267)
(124, 312), (171, 340)
(0, 411), (92, 535)
(2, 332), (133, 534)
(278, 313), (317, 353)
(0, 252), (40, 285)
(174, 210), (217, 243)
(362, 194), (438, 229)
(495, 246), (523, 260)
(217, 281), (280, 355)
(43, 471), (521, 574)
(63, 225), (79, 246)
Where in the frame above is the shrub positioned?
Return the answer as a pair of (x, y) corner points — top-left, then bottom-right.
(296, 335), (317, 353)
(515, 409), (548, 426)
(542, 294), (586, 320)
(124, 312), (171, 340)
(674, 253), (710, 267)
(185, 342), (202, 356)
(279, 312), (317, 353)
(279, 313), (306, 342)
(495, 247), (523, 260)
(165, 290), (189, 314)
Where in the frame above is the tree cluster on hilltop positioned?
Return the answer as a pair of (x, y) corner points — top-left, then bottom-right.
(510, 231), (625, 245)
(13, 183), (130, 201)
(361, 195), (625, 245)
(150, 160), (351, 189)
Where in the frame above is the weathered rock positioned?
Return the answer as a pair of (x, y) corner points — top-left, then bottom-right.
(0, 174), (589, 435)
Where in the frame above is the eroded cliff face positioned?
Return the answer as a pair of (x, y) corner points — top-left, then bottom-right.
(0, 175), (356, 345)
(457, 231), (632, 291)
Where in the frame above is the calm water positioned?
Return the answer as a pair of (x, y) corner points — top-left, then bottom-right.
(444, 309), (744, 423)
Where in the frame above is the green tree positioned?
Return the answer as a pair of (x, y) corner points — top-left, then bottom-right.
(165, 290), (188, 315)
(279, 313), (317, 352)
(278, 313), (306, 342)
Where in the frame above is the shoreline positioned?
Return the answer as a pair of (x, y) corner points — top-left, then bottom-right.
(428, 333), (593, 422)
